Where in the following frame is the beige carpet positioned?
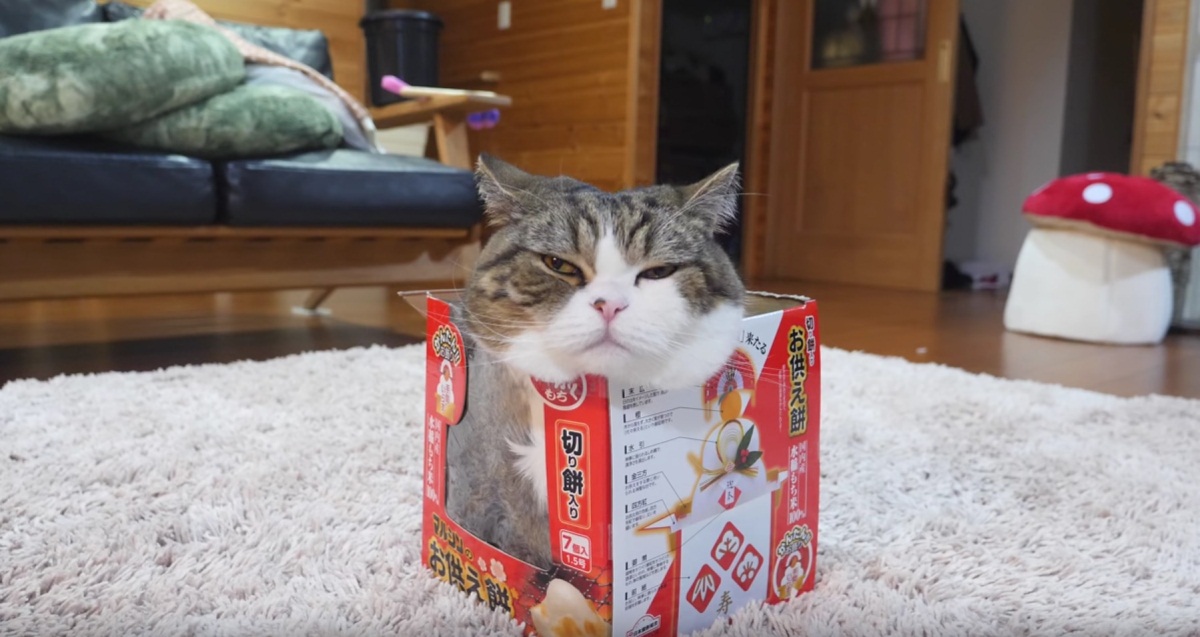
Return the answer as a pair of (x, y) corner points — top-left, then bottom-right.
(1, 345), (1198, 636)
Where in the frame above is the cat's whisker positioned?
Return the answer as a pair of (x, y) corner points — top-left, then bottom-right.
(456, 310), (550, 332)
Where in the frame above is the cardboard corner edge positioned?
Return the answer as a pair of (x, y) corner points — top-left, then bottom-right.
(400, 288), (465, 318)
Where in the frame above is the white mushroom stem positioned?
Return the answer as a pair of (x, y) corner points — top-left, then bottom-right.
(1004, 227), (1174, 344)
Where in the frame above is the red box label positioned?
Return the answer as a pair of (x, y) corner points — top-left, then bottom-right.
(559, 529), (592, 572)
(710, 522), (744, 571)
(554, 419), (591, 529)
(732, 544), (764, 591)
(686, 564), (722, 613)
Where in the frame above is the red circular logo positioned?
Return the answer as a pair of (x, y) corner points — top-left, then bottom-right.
(530, 376), (588, 411)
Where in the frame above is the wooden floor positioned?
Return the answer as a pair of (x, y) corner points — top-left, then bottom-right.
(0, 281), (1197, 399)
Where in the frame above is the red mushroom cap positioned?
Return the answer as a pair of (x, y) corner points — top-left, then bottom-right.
(1023, 172), (1200, 247)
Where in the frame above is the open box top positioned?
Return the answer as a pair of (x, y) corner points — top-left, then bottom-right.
(416, 286), (822, 636)
(400, 289), (814, 319)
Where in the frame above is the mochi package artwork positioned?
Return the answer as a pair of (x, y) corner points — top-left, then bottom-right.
(417, 291), (822, 637)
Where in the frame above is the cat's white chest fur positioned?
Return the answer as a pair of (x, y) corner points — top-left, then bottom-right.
(508, 389), (549, 508)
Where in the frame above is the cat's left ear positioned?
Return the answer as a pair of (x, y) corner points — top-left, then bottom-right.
(677, 163), (741, 230)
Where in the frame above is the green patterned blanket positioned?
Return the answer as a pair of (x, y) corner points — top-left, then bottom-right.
(0, 19), (343, 158)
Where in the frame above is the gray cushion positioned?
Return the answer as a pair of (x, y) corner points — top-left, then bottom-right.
(102, 1), (335, 79)
(244, 64), (376, 152)
(0, 134), (217, 225)
(226, 21), (334, 80)
(220, 151), (482, 227)
(0, 0), (103, 38)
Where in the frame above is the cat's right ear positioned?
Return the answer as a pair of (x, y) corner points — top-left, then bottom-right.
(677, 162), (741, 231)
(476, 154), (536, 227)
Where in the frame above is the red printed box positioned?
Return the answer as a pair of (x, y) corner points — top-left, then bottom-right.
(416, 291), (821, 636)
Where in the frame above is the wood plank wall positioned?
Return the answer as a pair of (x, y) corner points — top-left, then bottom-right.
(123, 0), (664, 190)
(1131, 0), (1192, 175)
(625, 0), (661, 188)
(741, 0), (776, 282)
(121, 0), (368, 102)
(389, 0), (658, 192)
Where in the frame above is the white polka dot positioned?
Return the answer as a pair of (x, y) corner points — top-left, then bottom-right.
(1174, 200), (1196, 226)
(1083, 183), (1113, 204)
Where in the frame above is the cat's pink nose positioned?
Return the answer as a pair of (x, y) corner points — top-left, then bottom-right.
(592, 297), (628, 322)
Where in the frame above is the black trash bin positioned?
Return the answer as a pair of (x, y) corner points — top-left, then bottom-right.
(361, 10), (443, 107)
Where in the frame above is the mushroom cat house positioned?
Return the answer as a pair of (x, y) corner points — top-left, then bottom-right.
(1004, 172), (1200, 344)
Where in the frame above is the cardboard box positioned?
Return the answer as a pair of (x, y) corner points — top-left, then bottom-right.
(418, 291), (821, 636)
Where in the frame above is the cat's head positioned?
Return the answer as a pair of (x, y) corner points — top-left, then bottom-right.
(462, 155), (745, 390)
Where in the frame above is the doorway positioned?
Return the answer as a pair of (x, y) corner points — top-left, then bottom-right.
(656, 0), (754, 265)
(1059, 0), (1144, 175)
(943, 0), (1144, 289)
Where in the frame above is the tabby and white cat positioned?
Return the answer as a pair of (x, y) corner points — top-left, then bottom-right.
(444, 155), (746, 569)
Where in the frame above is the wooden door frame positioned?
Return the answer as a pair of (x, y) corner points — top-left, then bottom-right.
(638, 0), (770, 275)
(626, 0), (663, 189)
(741, 0), (778, 282)
(1130, 0), (1193, 175)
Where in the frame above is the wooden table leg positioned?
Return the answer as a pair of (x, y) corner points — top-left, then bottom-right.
(292, 287), (335, 316)
(432, 112), (473, 170)
(423, 125), (440, 162)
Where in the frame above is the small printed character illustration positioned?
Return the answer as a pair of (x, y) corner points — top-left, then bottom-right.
(773, 526), (815, 599)
(779, 552), (806, 598)
(436, 359), (456, 420)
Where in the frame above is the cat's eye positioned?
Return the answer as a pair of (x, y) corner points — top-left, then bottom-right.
(638, 265), (678, 281)
(541, 254), (582, 277)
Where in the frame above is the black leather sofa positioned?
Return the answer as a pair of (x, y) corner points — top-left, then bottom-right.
(0, 0), (483, 306)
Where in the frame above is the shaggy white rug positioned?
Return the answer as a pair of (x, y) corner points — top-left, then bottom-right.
(2, 345), (1198, 637)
